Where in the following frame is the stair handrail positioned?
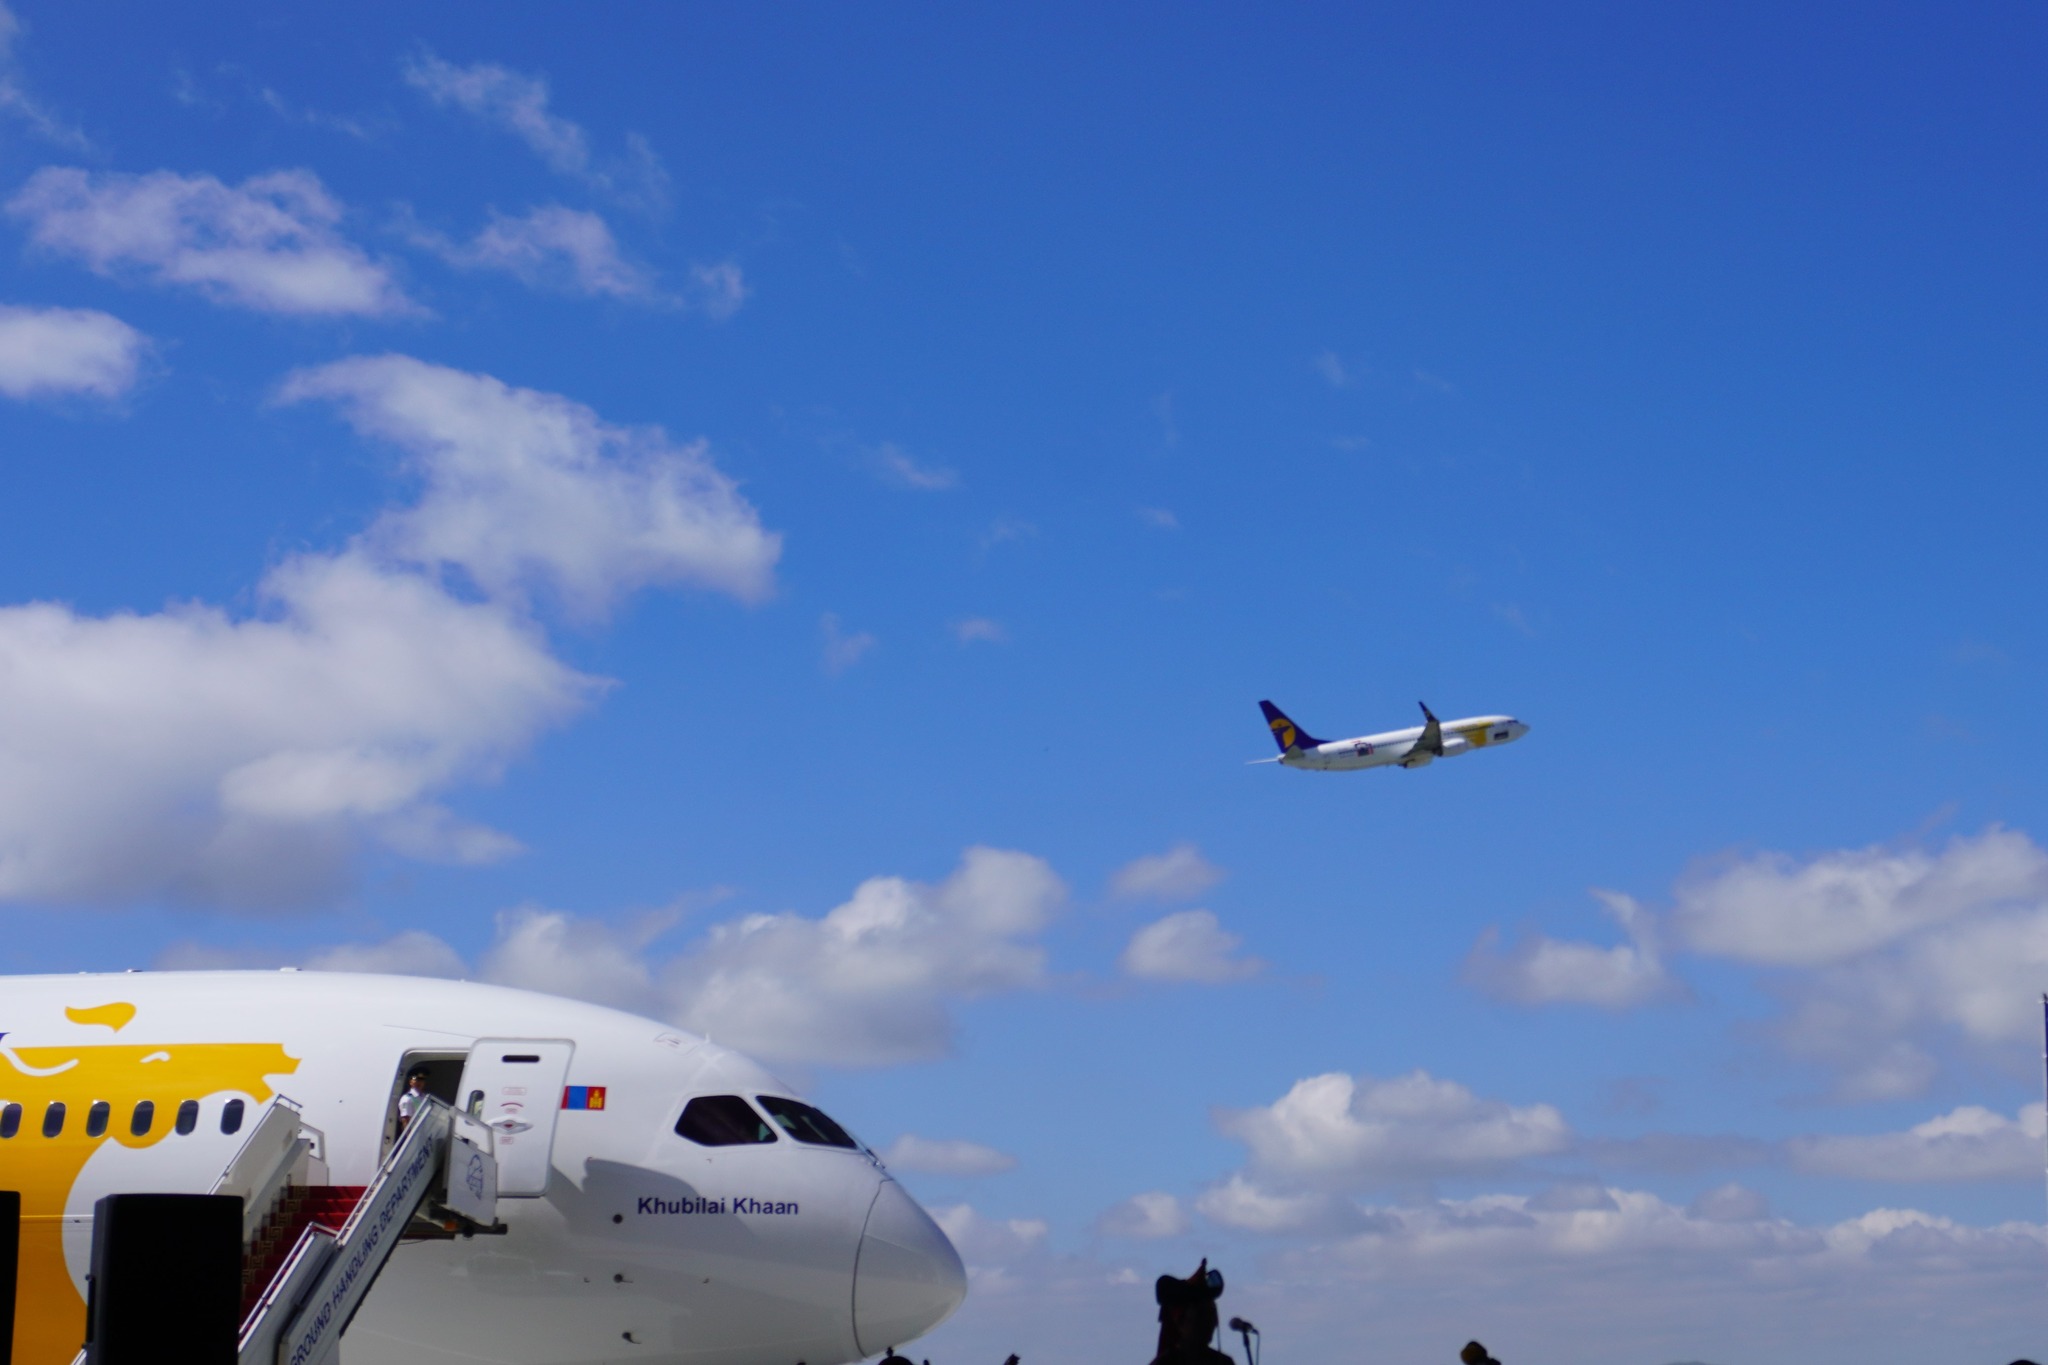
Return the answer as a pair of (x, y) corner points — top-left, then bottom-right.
(260, 1096), (454, 1365)
(210, 1096), (314, 1246)
(236, 1223), (338, 1365)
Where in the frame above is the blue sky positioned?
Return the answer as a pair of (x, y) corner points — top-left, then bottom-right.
(2, 4), (2046, 1361)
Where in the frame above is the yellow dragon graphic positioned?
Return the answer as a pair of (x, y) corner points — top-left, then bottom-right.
(0, 1002), (297, 1365)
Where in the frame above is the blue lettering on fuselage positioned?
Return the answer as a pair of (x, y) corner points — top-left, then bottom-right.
(636, 1195), (798, 1216)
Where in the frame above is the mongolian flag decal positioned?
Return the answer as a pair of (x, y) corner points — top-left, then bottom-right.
(562, 1085), (607, 1111)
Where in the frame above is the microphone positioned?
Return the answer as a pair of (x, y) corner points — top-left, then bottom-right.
(1229, 1318), (1258, 1335)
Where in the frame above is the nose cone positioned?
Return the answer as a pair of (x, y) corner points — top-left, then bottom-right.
(853, 1180), (968, 1355)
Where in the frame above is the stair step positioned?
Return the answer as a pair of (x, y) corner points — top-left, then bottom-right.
(241, 1185), (372, 1319)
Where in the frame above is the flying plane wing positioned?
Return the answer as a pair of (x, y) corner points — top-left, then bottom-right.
(1413, 701), (1445, 757)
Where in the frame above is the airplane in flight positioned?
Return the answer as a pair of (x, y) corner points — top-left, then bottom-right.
(0, 971), (967, 1365)
(1255, 700), (1529, 771)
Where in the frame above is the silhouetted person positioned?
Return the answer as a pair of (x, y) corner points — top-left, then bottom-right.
(1149, 1259), (1233, 1365)
(1460, 1342), (1501, 1365)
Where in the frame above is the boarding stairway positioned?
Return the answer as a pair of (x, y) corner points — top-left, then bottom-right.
(70, 1093), (506, 1365)
(231, 1094), (502, 1365)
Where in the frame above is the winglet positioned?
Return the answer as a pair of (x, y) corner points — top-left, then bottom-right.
(1259, 700), (1324, 753)
(1418, 700), (1439, 725)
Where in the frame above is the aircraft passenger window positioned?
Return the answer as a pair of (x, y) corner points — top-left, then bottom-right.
(175, 1099), (199, 1136)
(755, 1096), (859, 1149)
(42, 1101), (64, 1138)
(86, 1101), (110, 1138)
(131, 1101), (154, 1137)
(0, 1102), (19, 1138)
(221, 1099), (245, 1135)
(674, 1095), (777, 1146)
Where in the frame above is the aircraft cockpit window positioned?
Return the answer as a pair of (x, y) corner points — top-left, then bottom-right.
(221, 1099), (245, 1135)
(86, 1101), (109, 1138)
(755, 1095), (859, 1149)
(42, 1101), (64, 1138)
(130, 1100), (154, 1136)
(0, 1102), (17, 1138)
(175, 1099), (199, 1136)
(674, 1095), (778, 1146)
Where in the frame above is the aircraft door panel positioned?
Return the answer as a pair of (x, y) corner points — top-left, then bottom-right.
(458, 1039), (575, 1197)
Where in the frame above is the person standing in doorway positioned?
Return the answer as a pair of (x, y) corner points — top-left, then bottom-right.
(396, 1068), (430, 1134)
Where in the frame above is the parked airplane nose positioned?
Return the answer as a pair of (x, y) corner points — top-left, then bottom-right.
(853, 1180), (968, 1356)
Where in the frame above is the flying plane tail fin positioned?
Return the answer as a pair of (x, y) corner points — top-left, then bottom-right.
(1259, 700), (1324, 753)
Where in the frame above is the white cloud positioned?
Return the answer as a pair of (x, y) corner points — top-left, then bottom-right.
(1686, 1181), (1770, 1222)
(1119, 909), (1263, 984)
(278, 354), (780, 615)
(1528, 1179), (1621, 1213)
(689, 262), (748, 321)
(0, 355), (776, 908)
(0, 550), (589, 905)
(414, 205), (658, 301)
(0, 2), (87, 149)
(660, 847), (1066, 1067)
(916, 1190), (2048, 1365)
(1216, 1071), (1571, 1189)
(1465, 889), (1677, 1009)
(951, 617), (1005, 645)
(930, 1203), (1049, 1264)
(1683, 829), (2048, 1098)
(1136, 506), (1179, 530)
(1194, 1173), (1360, 1235)
(402, 52), (588, 172)
(977, 517), (1035, 552)
(0, 303), (145, 398)
(1309, 1185), (2006, 1275)
(1789, 1104), (2048, 1182)
(1314, 350), (1352, 387)
(872, 442), (957, 491)
(304, 929), (468, 978)
(1109, 842), (1223, 901)
(820, 613), (876, 674)
(1671, 827), (2048, 967)
(401, 52), (668, 206)
(150, 845), (1062, 1064)
(254, 86), (379, 140)
(1758, 901), (2048, 1100)
(7, 168), (414, 317)
(882, 1135), (1019, 1177)
(1469, 827), (2048, 1097)
(479, 905), (670, 1014)
(1097, 1192), (1189, 1239)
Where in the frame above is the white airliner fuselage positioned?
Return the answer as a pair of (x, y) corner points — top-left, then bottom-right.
(1258, 701), (1530, 771)
(0, 972), (966, 1365)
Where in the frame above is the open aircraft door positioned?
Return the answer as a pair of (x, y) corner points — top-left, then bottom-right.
(458, 1038), (575, 1196)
